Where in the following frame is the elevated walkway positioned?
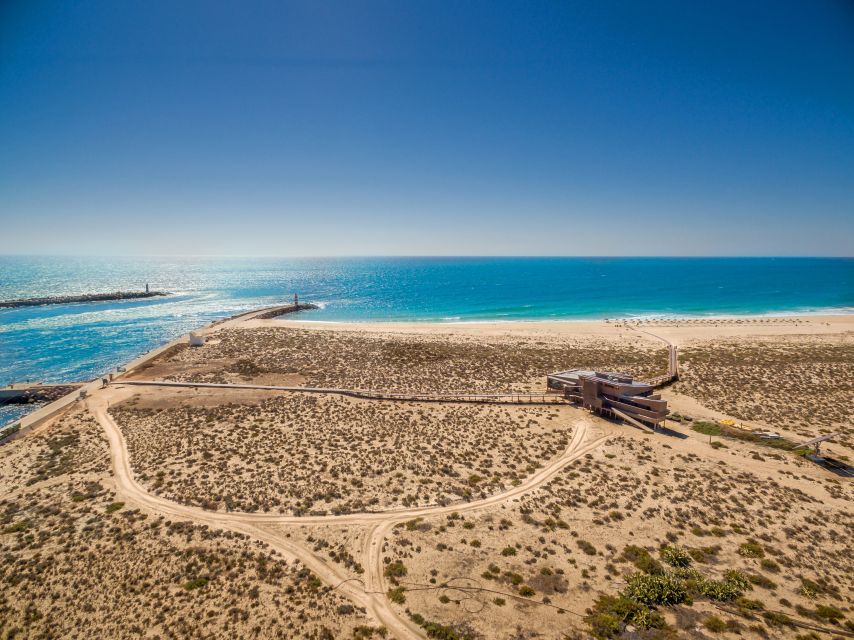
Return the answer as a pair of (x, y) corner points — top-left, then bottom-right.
(115, 380), (567, 405)
(644, 344), (679, 387)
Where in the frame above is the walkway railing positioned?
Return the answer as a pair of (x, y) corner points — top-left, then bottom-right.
(628, 328), (679, 388)
(117, 380), (568, 405)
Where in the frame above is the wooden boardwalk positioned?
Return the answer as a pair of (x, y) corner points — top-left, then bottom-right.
(628, 327), (679, 388)
(644, 344), (679, 387)
(117, 380), (567, 405)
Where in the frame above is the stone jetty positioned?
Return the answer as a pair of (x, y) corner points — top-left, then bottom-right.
(0, 383), (83, 406)
(254, 302), (319, 319)
(0, 290), (167, 309)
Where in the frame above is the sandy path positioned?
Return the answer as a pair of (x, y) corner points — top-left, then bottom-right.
(86, 388), (604, 639)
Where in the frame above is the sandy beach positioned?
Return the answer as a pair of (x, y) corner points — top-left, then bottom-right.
(257, 313), (853, 342)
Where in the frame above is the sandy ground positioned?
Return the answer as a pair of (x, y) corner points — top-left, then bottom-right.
(111, 386), (571, 514)
(1, 313), (852, 640)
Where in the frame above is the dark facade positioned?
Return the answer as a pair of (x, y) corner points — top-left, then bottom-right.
(547, 369), (669, 429)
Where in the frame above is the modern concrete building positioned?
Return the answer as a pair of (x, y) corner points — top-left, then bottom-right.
(547, 369), (669, 429)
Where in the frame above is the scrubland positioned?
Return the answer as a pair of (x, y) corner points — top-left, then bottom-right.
(0, 408), (375, 639)
(139, 326), (667, 392)
(2, 319), (852, 640)
(674, 335), (853, 446)
(112, 389), (570, 515)
(381, 430), (853, 639)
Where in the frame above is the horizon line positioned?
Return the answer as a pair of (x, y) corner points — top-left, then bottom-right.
(1, 254), (852, 260)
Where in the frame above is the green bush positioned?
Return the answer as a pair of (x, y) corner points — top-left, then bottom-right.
(585, 594), (667, 639)
(387, 587), (406, 604)
(760, 558), (780, 572)
(413, 619), (474, 640)
(505, 571), (523, 585)
(501, 546), (517, 557)
(703, 616), (727, 632)
(384, 561), (407, 578)
(692, 421), (722, 436)
(669, 566), (703, 584)
(762, 610), (794, 628)
(688, 545), (720, 564)
(183, 577), (209, 591)
(735, 597), (764, 613)
(404, 517), (424, 531)
(622, 545), (664, 575)
(623, 573), (689, 606)
(699, 580), (733, 602)
(723, 570), (752, 592)
(586, 610), (621, 639)
(518, 585), (535, 597)
(353, 625), (387, 639)
(699, 571), (751, 602)
(814, 604), (844, 622)
(423, 623), (460, 640)
(748, 573), (776, 590)
(738, 540), (765, 558)
(1, 519), (30, 534)
(577, 539), (597, 555)
(660, 546), (692, 568)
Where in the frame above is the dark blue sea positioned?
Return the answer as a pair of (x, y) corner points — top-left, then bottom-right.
(1, 256), (851, 425)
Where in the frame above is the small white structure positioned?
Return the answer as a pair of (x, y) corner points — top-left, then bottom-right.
(189, 332), (206, 347)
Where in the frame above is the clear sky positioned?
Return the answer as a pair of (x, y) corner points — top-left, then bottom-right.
(1, 1), (852, 256)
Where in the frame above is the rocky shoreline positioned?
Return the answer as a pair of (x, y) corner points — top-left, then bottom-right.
(0, 290), (168, 309)
(0, 385), (81, 406)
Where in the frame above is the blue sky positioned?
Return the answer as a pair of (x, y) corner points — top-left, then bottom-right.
(1, 1), (852, 256)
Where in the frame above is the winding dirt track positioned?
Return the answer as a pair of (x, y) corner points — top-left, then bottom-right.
(86, 390), (608, 639)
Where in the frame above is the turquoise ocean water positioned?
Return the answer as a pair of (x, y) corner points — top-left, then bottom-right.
(1, 256), (851, 425)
